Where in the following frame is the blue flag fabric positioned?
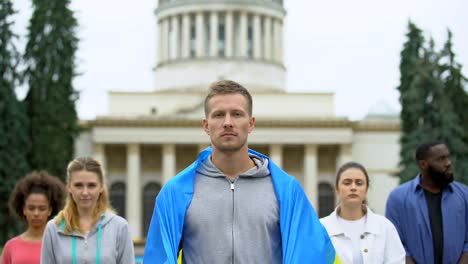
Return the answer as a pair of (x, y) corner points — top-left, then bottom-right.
(143, 147), (337, 264)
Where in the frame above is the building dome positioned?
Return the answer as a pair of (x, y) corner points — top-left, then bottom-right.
(154, 0), (286, 92)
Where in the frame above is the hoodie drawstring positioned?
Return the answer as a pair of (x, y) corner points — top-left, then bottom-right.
(61, 216), (104, 264)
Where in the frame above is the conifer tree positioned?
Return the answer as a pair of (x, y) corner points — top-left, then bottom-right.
(438, 31), (468, 183)
(0, 0), (30, 244)
(24, 0), (79, 180)
(397, 21), (426, 182)
(398, 24), (468, 184)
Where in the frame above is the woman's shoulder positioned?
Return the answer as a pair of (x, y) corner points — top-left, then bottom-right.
(103, 211), (129, 227)
(3, 236), (22, 248)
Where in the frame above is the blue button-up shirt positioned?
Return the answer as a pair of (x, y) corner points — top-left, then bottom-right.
(385, 175), (468, 264)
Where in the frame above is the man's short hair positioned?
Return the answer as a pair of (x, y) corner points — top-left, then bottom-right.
(415, 140), (446, 161)
(204, 80), (253, 117)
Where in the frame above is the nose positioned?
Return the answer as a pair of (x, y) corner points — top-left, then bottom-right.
(82, 187), (89, 195)
(223, 114), (233, 128)
(446, 158), (452, 168)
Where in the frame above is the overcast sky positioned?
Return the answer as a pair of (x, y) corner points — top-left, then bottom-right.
(12, 0), (468, 120)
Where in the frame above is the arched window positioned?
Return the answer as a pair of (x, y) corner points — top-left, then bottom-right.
(318, 182), (335, 218)
(143, 182), (162, 236)
(110, 182), (126, 218)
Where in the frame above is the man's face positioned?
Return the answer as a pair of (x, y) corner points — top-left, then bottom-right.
(425, 144), (453, 186)
(203, 93), (255, 154)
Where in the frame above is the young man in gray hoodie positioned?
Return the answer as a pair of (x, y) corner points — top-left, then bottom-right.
(144, 80), (337, 264)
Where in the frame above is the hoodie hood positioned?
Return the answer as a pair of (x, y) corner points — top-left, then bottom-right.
(58, 210), (115, 237)
(196, 153), (270, 179)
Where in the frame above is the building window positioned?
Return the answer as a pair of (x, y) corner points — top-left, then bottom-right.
(247, 17), (253, 59)
(318, 182), (335, 218)
(190, 16), (196, 57)
(110, 182), (126, 218)
(218, 16), (225, 57)
(143, 182), (162, 236)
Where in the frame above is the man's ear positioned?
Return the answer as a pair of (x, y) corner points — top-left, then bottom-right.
(203, 119), (209, 134)
(418, 160), (428, 170)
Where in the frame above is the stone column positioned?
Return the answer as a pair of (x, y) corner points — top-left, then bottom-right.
(195, 12), (205, 57)
(93, 144), (107, 176)
(336, 144), (352, 168)
(238, 11), (248, 58)
(269, 144), (283, 168)
(304, 144), (318, 209)
(181, 13), (190, 59)
(263, 16), (272, 60)
(170, 16), (180, 60)
(126, 143), (142, 238)
(273, 19), (282, 63)
(225, 11), (233, 57)
(252, 14), (261, 59)
(161, 18), (169, 62)
(158, 21), (163, 64)
(209, 11), (218, 57)
(162, 144), (176, 184)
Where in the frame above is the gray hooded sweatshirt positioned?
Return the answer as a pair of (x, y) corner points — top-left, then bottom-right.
(40, 211), (135, 264)
(182, 154), (283, 264)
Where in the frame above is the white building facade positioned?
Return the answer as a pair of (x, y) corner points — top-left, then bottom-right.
(75, 0), (401, 241)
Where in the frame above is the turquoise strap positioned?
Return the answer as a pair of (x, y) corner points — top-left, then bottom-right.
(96, 223), (102, 264)
(72, 236), (77, 264)
(63, 216), (104, 264)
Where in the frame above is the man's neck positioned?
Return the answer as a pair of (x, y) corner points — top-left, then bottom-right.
(420, 173), (442, 193)
(211, 148), (256, 180)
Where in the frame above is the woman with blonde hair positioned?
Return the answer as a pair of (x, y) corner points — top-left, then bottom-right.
(1, 171), (65, 264)
(41, 157), (135, 264)
(320, 161), (405, 264)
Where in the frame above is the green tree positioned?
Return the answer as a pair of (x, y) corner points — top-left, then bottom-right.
(0, 0), (30, 244)
(397, 21), (426, 183)
(24, 0), (79, 180)
(438, 31), (468, 183)
(398, 23), (468, 184)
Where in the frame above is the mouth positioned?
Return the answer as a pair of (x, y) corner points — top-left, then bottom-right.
(221, 133), (236, 137)
(348, 194), (359, 198)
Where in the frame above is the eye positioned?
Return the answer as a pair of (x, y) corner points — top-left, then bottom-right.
(213, 112), (223, 118)
(342, 180), (351, 185)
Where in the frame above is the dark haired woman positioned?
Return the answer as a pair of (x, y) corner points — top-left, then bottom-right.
(40, 157), (134, 264)
(1, 171), (65, 264)
(320, 162), (405, 264)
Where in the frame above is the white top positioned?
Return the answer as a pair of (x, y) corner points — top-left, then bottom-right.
(337, 215), (366, 264)
(320, 206), (405, 264)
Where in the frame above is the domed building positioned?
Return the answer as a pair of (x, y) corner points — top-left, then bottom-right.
(76, 0), (401, 243)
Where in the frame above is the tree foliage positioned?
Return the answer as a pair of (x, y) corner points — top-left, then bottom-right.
(0, 0), (30, 244)
(24, 0), (79, 180)
(398, 22), (468, 184)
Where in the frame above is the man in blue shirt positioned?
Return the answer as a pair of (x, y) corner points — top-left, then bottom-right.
(386, 140), (468, 264)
